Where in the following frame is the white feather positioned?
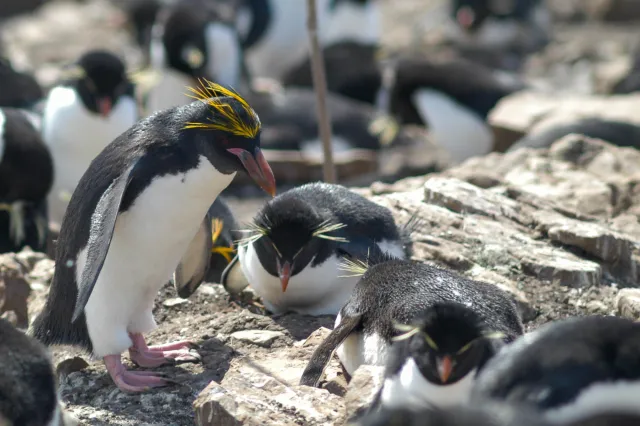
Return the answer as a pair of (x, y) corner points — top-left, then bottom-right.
(334, 317), (389, 376)
(380, 358), (476, 409)
(204, 23), (241, 89)
(543, 381), (640, 424)
(411, 88), (493, 164)
(43, 86), (138, 227)
(320, 0), (381, 46)
(76, 156), (234, 357)
(0, 109), (5, 164)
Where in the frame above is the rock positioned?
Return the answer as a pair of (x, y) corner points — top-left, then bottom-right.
(15, 246), (48, 269)
(56, 357), (89, 381)
(0, 254), (31, 328)
(583, 0), (640, 21)
(194, 358), (346, 426)
(343, 365), (384, 420)
(616, 288), (640, 320)
(27, 258), (55, 285)
(230, 330), (285, 348)
(162, 298), (188, 308)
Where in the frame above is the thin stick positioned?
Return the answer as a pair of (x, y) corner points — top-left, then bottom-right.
(306, 0), (336, 183)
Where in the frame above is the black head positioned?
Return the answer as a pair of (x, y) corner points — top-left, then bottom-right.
(451, 0), (535, 32)
(244, 194), (343, 292)
(0, 57), (44, 108)
(183, 80), (276, 196)
(65, 50), (134, 118)
(157, 0), (239, 81)
(394, 302), (503, 385)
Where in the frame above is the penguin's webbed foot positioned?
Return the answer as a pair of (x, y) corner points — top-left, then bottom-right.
(104, 354), (170, 393)
(128, 333), (201, 367)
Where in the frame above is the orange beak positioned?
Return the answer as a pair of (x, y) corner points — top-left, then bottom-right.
(437, 356), (453, 383)
(278, 260), (291, 292)
(227, 147), (276, 197)
(456, 6), (475, 30)
(98, 97), (112, 118)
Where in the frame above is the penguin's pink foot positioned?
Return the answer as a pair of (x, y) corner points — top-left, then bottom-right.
(128, 333), (201, 368)
(104, 355), (169, 393)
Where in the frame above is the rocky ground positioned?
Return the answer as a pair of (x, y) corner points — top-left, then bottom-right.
(1, 0), (640, 425)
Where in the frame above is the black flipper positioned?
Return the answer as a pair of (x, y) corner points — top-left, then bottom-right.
(221, 253), (251, 295)
(299, 313), (363, 387)
(71, 161), (138, 323)
(172, 211), (213, 298)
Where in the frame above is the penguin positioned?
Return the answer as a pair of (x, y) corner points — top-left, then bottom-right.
(0, 107), (53, 253)
(299, 260), (524, 394)
(0, 318), (73, 426)
(352, 401), (550, 426)
(171, 195), (239, 298)
(42, 50), (138, 229)
(145, 0), (243, 113)
(31, 80), (276, 393)
(471, 316), (640, 424)
(221, 182), (412, 316)
(507, 118), (640, 152)
(0, 57), (44, 109)
(445, 0), (552, 54)
(237, 0), (379, 81)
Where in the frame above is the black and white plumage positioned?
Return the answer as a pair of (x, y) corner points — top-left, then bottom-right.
(299, 260), (523, 406)
(507, 118), (640, 152)
(146, 0), (242, 113)
(471, 316), (640, 424)
(445, 0), (551, 53)
(0, 107), (53, 253)
(236, 0), (380, 81)
(0, 57), (44, 109)
(222, 182), (412, 316)
(0, 318), (71, 426)
(31, 81), (276, 393)
(43, 50), (138, 228)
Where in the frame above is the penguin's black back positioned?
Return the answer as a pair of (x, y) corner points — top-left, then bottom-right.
(342, 260), (523, 342)
(0, 318), (58, 426)
(0, 58), (43, 109)
(31, 101), (212, 351)
(472, 316), (640, 410)
(245, 88), (384, 151)
(507, 118), (640, 152)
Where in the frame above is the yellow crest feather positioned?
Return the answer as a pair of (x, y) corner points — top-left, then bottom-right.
(183, 78), (261, 138)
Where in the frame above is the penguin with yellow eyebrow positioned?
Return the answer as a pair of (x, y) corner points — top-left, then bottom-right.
(31, 79), (276, 393)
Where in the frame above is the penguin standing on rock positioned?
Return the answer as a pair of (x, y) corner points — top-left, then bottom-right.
(31, 80), (276, 393)
(0, 318), (76, 426)
(299, 259), (524, 404)
(42, 50), (138, 228)
(0, 107), (53, 253)
(471, 316), (640, 424)
(222, 182), (412, 316)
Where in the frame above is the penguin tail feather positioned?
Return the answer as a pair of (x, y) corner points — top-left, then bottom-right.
(299, 313), (363, 388)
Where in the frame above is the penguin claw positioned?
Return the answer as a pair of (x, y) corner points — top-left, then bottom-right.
(104, 355), (171, 393)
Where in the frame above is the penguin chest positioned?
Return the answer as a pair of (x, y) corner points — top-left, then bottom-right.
(239, 244), (358, 316)
(320, 1), (381, 46)
(380, 358), (476, 410)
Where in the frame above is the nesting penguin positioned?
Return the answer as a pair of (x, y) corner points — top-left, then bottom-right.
(0, 318), (73, 426)
(445, 0), (551, 53)
(32, 80), (276, 393)
(43, 50), (138, 228)
(145, 0), (242, 113)
(222, 182), (412, 316)
(471, 315), (640, 424)
(299, 259), (524, 407)
(0, 107), (53, 253)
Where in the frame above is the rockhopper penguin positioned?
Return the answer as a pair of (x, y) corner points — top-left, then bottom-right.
(471, 315), (640, 424)
(221, 182), (412, 316)
(31, 79), (276, 393)
(0, 318), (75, 426)
(42, 50), (138, 228)
(299, 259), (524, 407)
(0, 107), (53, 254)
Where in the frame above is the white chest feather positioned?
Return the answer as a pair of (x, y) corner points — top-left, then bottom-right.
(43, 86), (138, 225)
(380, 358), (476, 410)
(0, 110), (6, 164)
(320, 1), (381, 46)
(334, 318), (389, 376)
(411, 88), (493, 164)
(79, 156), (235, 357)
(204, 23), (241, 89)
(543, 380), (640, 424)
